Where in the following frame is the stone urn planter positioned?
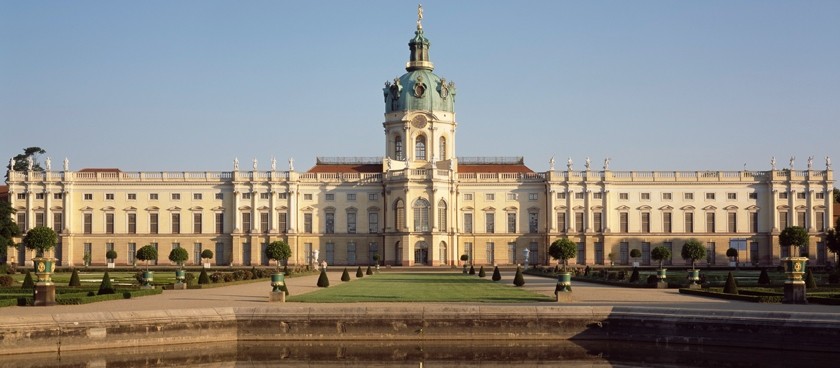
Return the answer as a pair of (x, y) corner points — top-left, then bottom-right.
(687, 269), (701, 289)
(555, 272), (572, 302)
(656, 268), (667, 281)
(32, 257), (56, 284)
(173, 269), (187, 289)
(270, 273), (286, 302)
(782, 256), (808, 304)
(142, 271), (155, 288)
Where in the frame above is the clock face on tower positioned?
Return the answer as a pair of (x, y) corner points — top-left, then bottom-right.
(411, 114), (428, 129)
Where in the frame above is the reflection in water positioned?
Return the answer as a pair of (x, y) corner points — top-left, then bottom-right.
(4, 340), (837, 367)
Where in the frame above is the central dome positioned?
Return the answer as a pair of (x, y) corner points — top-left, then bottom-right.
(383, 27), (456, 114)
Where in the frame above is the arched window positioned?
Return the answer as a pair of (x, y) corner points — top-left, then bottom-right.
(415, 135), (426, 161)
(413, 198), (430, 231)
(439, 136), (446, 160)
(437, 199), (447, 231)
(394, 199), (405, 230)
(394, 135), (403, 160)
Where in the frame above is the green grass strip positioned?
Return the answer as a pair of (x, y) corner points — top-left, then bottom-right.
(287, 273), (553, 303)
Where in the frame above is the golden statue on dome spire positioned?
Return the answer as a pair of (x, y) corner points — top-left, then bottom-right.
(417, 4), (423, 30)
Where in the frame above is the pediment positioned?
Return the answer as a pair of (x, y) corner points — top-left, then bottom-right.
(256, 205), (270, 211)
(680, 205), (695, 211)
(275, 206), (289, 211)
(346, 206), (358, 213)
(238, 205), (252, 211)
(101, 206), (116, 212)
(367, 206), (380, 212)
(746, 205), (759, 211)
(50, 206), (63, 211)
(813, 205), (826, 210)
(145, 206), (159, 211)
(590, 205), (603, 211)
(323, 206), (336, 212)
(32, 206), (45, 211)
(123, 206), (137, 212)
(702, 205), (717, 211)
(460, 206), (474, 211)
(167, 206), (181, 212)
(211, 206), (225, 212)
(503, 206), (518, 211)
(553, 205), (567, 211)
(776, 205), (790, 210)
(637, 205), (652, 211)
(482, 206), (496, 212)
(659, 205), (674, 211)
(615, 205), (630, 211)
(572, 205), (585, 210)
(527, 206), (541, 212)
(79, 206), (94, 212)
(300, 206), (314, 212)
(794, 205), (807, 210)
(723, 205), (738, 211)
(189, 206), (204, 211)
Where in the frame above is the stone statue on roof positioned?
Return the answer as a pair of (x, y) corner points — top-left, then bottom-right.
(566, 157), (573, 171)
(603, 157), (611, 171)
(63, 157), (69, 172)
(271, 156), (277, 171)
(549, 156), (555, 171)
(789, 156), (795, 170)
(585, 157), (591, 170)
(827, 156), (832, 169)
(234, 157), (239, 171)
(770, 156), (776, 170)
(27, 156), (33, 170)
(289, 157), (295, 171)
(253, 158), (258, 171)
(45, 157), (51, 171)
(807, 156), (813, 170)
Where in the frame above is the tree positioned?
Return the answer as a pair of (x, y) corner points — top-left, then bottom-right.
(68, 269), (81, 287)
(651, 246), (671, 269)
(681, 239), (706, 270)
(372, 253), (380, 266)
(106, 250), (118, 263)
(726, 248), (738, 263)
(341, 268), (350, 281)
(265, 240), (292, 271)
(629, 248), (641, 262)
(834, 188), (839, 203)
(824, 218), (840, 264)
(23, 226), (57, 257)
(513, 266), (525, 287)
(0, 201), (21, 262)
(492, 266), (501, 281)
(478, 266), (486, 277)
(98, 271), (115, 295)
(758, 268), (771, 285)
(200, 249), (214, 262)
(5, 147), (46, 180)
(316, 268), (330, 287)
(548, 238), (577, 272)
(168, 247), (189, 269)
(136, 244), (158, 271)
(779, 226), (809, 257)
(356, 266), (364, 278)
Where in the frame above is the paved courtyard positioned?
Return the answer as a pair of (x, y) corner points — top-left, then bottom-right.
(4, 270), (839, 316)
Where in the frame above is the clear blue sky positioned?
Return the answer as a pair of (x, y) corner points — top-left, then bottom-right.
(2, 1), (838, 173)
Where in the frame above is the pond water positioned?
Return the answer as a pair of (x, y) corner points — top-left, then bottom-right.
(5, 340), (837, 367)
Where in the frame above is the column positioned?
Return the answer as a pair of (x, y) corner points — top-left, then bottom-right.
(603, 188), (611, 233)
(288, 188), (297, 233)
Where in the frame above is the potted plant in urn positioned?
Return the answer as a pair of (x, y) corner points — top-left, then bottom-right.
(106, 249), (118, 269)
(136, 244), (158, 288)
(23, 226), (58, 306)
(549, 238), (577, 301)
(460, 254), (469, 274)
(681, 239), (706, 288)
(200, 249), (214, 268)
(372, 253), (380, 270)
(629, 248), (641, 268)
(779, 226), (809, 304)
(651, 246), (671, 288)
(168, 247), (189, 289)
(726, 248), (738, 268)
(265, 240), (292, 301)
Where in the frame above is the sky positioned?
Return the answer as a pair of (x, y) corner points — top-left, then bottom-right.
(2, 1), (839, 173)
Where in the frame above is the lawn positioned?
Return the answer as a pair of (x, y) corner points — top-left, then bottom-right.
(286, 273), (554, 303)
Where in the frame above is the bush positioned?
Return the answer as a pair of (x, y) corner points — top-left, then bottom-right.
(223, 273), (234, 282)
(829, 273), (840, 284)
(210, 272), (224, 283)
(98, 271), (115, 295)
(86, 291), (95, 297)
(629, 268), (640, 283)
(233, 270), (247, 281)
(478, 266), (486, 277)
(0, 275), (13, 287)
(513, 267), (525, 287)
(758, 269), (771, 285)
(341, 268), (350, 282)
(22, 271), (34, 289)
(184, 272), (196, 286)
(198, 269), (210, 284)
(68, 269), (81, 287)
(356, 266), (364, 278)
(366, 266), (373, 275)
(316, 269), (330, 288)
(723, 272), (738, 295)
(646, 275), (659, 285)
(805, 268), (817, 289)
(469, 266), (476, 275)
(584, 266), (591, 276)
(617, 270), (626, 281)
(492, 266), (501, 281)
(123, 291), (132, 299)
(284, 265), (290, 276)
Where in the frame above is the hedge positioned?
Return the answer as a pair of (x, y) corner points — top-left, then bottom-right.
(14, 288), (164, 306)
(679, 288), (782, 303)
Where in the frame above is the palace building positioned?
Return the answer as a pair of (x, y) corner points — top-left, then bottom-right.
(4, 10), (835, 269)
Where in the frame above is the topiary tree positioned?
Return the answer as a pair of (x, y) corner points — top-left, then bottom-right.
(758, 268), (771, 285)
(356, 266), (364, 278)
(549, 238), (577, 272)
(629, 248), (642, 264)
(805, 268), (817, 288)
(492, 265), (501, 281)
(469, 265), (476, 275)
(265, 240), (292, 272)
(366, 265), (373, 275)
(460, 254), (469, 264)
(341, 267), (350, 281)
(98, 271), (115, 295)
(198, 268), (210, 284)
(779, 226), (809, 257)
(23, 226), (57, 257)
(726, 248), (738, 264)
(136, 245), (158, 271)
(513, 266), (525, 287)
(106, 249), (118, 264)
(372, 253), (380, 266)
(68, 269), (81, 287)
(316, 268), (330, 288)
(478, 266), (486, 277)
(723, 272), (738, 294)
(168, 247), (189, 269)
(651, 246), (671, 269)
(21, 270), (34, 289)
(201, 249), (214, 264)
(681, 239), (706, 270)
(629, 268), (640, 283)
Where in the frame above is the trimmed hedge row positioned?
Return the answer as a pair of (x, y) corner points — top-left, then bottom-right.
(679, 288), (783, 303)
(15, 288), (164, 306)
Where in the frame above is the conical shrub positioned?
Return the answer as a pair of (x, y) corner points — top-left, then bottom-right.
(513, 266), (525, 287)
(69, 269), (81, 287)
(356, 266), (364, 278)
(492, 266), (501, 281)
(758, 268), (771, 285)
(366, 266), (373, 275)
(316, 269), (330, 288)
(98, 271), (115, 295)
(469, 265), (476, 275)
(198, 269), (210, 284)
(805, 268), (817, 289)
(341, 268), (350, 282)
(629, 268), (640, 283)
(21, 271), (34, 289)
(723, 272), (738, 295)
(478, 266), (486, 277)
(283, 265), (290, 276)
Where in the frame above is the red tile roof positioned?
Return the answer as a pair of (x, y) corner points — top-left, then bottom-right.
(78, 168), (121, 173)
(0, 185), (8, 203)
(458, 164), (534, 173)
(307, 164), (383, 174)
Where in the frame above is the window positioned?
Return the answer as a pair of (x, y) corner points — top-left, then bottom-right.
(556, 192), (566, 200)
(84, 243), (92, 265)
(415, 135), (426, 160)
(326, 193), (335, 201)
(242, 192), (251, 200)
(438, 200), (447, 231)
(528, 193), (538, 201)
(557, 212), (566, 232)
(215, 213), (224, 233)
(260, 212), (269, 233)
(507, 213), (516, 233)
(150, 193), (158, 200)
(684, 193), (694, 200)
(325, 212), (335, 234)
(464, 193), (473, 201)
(706, 242), (716, 265)
(192, 213), (202, 234)
(194, 193), (203, 200)
(215, 193), (224, 200)
(347, 211), (357, 234)
(394, 135), (403, 160)
(17, 213), (26, 233)
(128, 213), (136, 234)
(593, 192), (603, 200)
(413, 199), (430, 232)
(574, 192), (584, 200)
(84, 213), (92, 234)
(779, 192), (788, 199)
(368, 212), (379, 233)
(663, 242), (673, 266)
(347, 193), (356, 201)
(816, 211), (825, 231)
(242, 213), (251, 233)
(35, 212), (44, 227)
(529, 212), (539, 233)
(105, 193), (114, 200)
(750, 211), (759, 233)
(796, 211), (806, 228)
(727, 193), (737, 200)
(127, 243), (137, 265)
(508, 242), (516, 264)
(347, 241), (356, 266)
(172, 193), (181, 200)
(619, 242), (629, 265)
(663, 193), (672, 200)
(685, 212), (694, 233)
(507, 193), (517, 201)
(277, 212), (287, 233)
(593, 212), (602, 232)
(304, 213), (313, 233)
(577, 242), (586, 265)
(575, 212), (584, 233)
(486, 242), (495, 264)
(779, 211), (789, 229)
(641, 242), (651, 266)
(641, 193), (650, 200)
(171, 213), (181, 234)
(464, 242), (473, 261)
(439, 136), (446, 160)
(369, 242), (380, 265)
(728, 212), (737, 233)
(594, 242), (604, 265)
(796, 192), (806, 200)
(368, 193), (378, 201)
(17, 193), (26, 200)
(816, 192), (825, 200)
(641, 212), (650, 233)
(150, 213), (159, 234)
(749, 193), (758, 199)
(53, 193), (63, 200)
(663, 212), (672, 233)
(260, 192), (270, 200)
(619, 193), (629, 200)
(304, 194), (313, 200)
(464, 213), (473, 233)
(705, 193), (715, 200)
(35, 193), (45, 200)
(485, 193), (495, 201)
(619, 212), (628, 233)
(395, 199), (405, 230)
(127, 193), (136, 200)
(84, 193), (93, 200)
(52, 212), (63, 233)
(485, 212), (495, 233)
(706, 212), (715, 233)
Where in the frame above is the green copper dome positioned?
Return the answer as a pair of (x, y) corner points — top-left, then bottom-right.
(383, 28), (456, 114)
